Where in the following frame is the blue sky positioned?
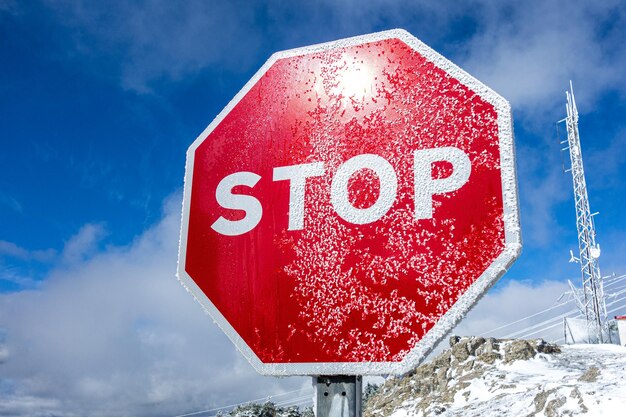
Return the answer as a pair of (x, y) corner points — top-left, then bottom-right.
(1, 0), (626, 416)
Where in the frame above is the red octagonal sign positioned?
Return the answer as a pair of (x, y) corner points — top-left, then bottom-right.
(178, 30), (521, 375)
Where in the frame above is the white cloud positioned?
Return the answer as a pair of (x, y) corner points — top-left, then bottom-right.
(454, 279), (571, 339)
(459, 1), (626, 121)
(0, 241), (56, 263)
(0, 191), (615, 416)
(59, 223), (107, 265)
(0, 194), (306, 417)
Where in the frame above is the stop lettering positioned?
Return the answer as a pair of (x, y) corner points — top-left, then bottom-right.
(211, 147), (471, 236)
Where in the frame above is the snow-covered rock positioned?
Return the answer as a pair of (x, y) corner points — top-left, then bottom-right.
(364, 337), (626, 417)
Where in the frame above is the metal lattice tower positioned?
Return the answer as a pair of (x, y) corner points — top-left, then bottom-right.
(560, 81), (607, 343)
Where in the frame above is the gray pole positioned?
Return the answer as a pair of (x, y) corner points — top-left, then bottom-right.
(315, 376), (362, 417)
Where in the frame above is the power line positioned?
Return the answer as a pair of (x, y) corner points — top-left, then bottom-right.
(484, 299), (573, 335)
(483, 275), (626, 337)
(488, 275), (626, 341)
(515, 320), (564, 340)
(273, 394), (314, 408)
(501, 306), (579, 339)
(520, 301), (626, 342)
(604, 294), (626, 310)
(504, 296), (626, 340)
(173, 388), (310, 417)
(603, 274), (626, 286)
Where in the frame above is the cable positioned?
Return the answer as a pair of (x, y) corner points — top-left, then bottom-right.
(607, 303), (626, 316)
(603, 274), (626, 285)
(174, 388), (308, 417)
(501, 306), (579, 339)
(522, 301), (626, 343)
(606, 287), (626, 299)
(513, 320), (568, 340)
(605, 295), (626, 309)
(480, 277), (626, 336)
(274, 394), (314, 408)
(484, 299), (573, 335)
(497, 292), (626, 341)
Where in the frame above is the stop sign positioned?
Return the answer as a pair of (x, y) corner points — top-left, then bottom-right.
(177, 29), (521, 375)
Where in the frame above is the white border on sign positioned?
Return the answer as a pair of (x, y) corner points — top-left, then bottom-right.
(177, 28), (522, 376)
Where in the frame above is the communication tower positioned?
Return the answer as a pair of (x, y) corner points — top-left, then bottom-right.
(559, 82), (608, 343)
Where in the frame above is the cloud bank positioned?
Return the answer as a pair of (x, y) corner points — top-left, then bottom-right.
(0, 194), (582, 416)
(0, 195), (305, 417)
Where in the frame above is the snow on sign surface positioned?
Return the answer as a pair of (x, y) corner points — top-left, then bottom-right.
(177, 29), (521, 375)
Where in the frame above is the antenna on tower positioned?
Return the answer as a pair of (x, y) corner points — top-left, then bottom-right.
(558, 81), (608, 343)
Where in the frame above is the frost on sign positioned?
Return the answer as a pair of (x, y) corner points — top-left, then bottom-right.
(177, 29), (521, 375)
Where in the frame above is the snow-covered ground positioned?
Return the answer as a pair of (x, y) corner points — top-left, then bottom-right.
(444, 344), (626, 416)
(367, 340), (626, 417)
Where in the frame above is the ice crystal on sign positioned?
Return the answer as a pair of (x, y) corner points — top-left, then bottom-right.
(179, 30), (519, 375)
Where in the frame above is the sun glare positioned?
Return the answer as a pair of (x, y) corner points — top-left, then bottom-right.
(327, 57), (376, 107)
(340, 64), (374, 100)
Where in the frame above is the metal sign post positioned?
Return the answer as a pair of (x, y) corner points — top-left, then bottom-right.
(315, 376), (362, 417)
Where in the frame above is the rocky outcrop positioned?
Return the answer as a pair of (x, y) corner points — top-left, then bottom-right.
(364, 337), (562, 417)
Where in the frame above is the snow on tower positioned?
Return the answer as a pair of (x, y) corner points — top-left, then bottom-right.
(561, 81), (608, 343)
